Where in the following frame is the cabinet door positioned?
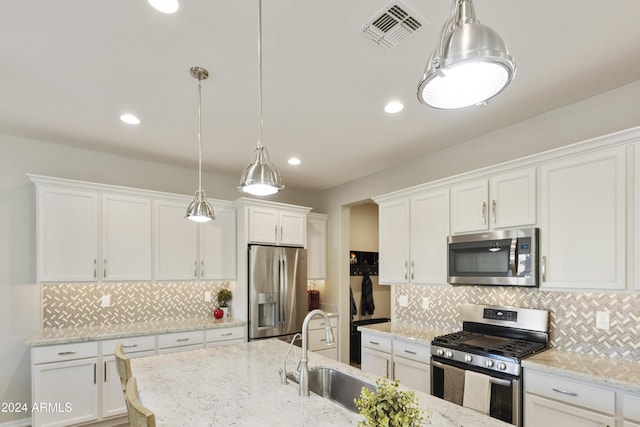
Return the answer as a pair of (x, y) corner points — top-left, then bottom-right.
(279, 210), (306, 246)
(247, 207), (279, 244)
(307, 214), (327, 279)
(490, 168), (536, 229)
(450, 179), (489, 233)
(153, 199), (199, 280)
(200, 207), (236, 280)
(102, 193), (152, 281)
(392, 356), (430, 394)
(524, 394), (615, 427)
(33, 358), (99, 427)
(378, 198), (410, 284)
(410, 189), (449, 285)
(361, 347), (391, 378)
(37, 186), (98, 282)
(539, 147), (626, 289)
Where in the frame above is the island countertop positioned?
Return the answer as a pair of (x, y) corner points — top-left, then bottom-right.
(131, 339), (511, 426)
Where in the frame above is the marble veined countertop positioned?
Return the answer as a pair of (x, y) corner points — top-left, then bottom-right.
(357, 321), (450, 346)
(522, 348), (640, 394)
(131, 338), (511, 427)
(27, 317), (246, 347)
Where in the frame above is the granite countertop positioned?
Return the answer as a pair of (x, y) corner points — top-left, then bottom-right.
(522, 348), (640, 394)
(27, 317), (246, 347)
(131, 338), (511, 427)
(357, 321), (449, 346)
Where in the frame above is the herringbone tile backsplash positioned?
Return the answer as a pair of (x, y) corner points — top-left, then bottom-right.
(394, 285), (640, 362)
(41, 281), (233, 329)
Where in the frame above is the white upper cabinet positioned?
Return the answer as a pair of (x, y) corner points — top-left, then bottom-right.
(101, 193), (152, 281)
(153, 198), (200, 280)
(635, 143), (640, 292)
(450, 168), (536, 234)
(37, 185), (99, 282)
(307, 213), (328, 280)
(539, 147), (626, 290)
(200, 206), (236, 280)
(246, 205), (307, 247)
(377, 188), (450, 285)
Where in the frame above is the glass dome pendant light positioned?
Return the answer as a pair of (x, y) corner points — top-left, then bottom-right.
(186, 66), (215, 223)
(417, 0), (516, 109)
(238, 0), (284, 197)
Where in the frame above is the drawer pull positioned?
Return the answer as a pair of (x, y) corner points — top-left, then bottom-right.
(404, 350), (417, 355)
(57, 351), (76, 356)
(369, 341), (380, 345)
(123, 344), (139, 349)
(176, 338), (190, 342)
(221, 333), (233, 336)
(552, 388), (578, 397)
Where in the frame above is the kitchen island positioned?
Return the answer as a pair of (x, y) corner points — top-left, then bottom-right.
(131, 338), (511, 426)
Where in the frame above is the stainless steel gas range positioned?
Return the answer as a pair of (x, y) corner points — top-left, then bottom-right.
(430, 303), (549, 426)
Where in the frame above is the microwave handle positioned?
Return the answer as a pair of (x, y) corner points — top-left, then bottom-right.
(509, 238), (517, 277)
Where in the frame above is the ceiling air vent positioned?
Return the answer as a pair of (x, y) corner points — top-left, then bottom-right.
(361, 1), (427, 48)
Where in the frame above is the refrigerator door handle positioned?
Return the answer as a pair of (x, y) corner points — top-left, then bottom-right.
(279, 253), (285, 330)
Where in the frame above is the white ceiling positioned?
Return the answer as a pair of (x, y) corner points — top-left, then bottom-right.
(2, 1), (640, 191)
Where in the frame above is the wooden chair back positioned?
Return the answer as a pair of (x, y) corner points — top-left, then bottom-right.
(114, 343), (132, 392)
(125, 377), (156, 427)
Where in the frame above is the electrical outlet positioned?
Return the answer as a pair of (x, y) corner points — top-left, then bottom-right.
(422, 297), (430, 310)
(595, 311), (609, 330)
(398, 295), (409, 307)
(101, 294), (111, 308)
(204, 291), (211, 302)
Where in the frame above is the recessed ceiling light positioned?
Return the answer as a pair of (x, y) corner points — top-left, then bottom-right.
(288, 158), (301, 166)
(147, 0), (179, 14)
(120, 113), (140, 125)
(384, 101), (404, 114)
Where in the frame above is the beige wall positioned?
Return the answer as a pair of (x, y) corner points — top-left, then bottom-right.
(316, 80), (640, 362)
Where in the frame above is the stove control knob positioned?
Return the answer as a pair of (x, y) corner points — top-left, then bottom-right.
(464, 355), (473, 363)
(436, 348), (444, 357)
(497, 362), (507, 371)
(445, 350), (454, 359)
(485, 360), (494, 368)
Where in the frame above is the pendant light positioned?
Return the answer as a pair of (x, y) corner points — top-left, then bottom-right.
(238, 0), (284, 196)
(417, 0), (515, 109)
(186, 66), (215, 223)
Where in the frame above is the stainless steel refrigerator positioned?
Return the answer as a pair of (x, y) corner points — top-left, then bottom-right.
(248, 245), (308, 341)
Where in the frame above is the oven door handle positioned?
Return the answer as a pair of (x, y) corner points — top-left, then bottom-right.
(431, 360), (512, 387)
(509, 237), (518, 277)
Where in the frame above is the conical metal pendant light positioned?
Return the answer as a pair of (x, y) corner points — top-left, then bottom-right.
(238, 0), (284, 196)
(186, 66), (215, 222)
(417, 0), (515, 109)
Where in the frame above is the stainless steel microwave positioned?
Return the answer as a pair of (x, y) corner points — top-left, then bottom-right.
(447, 227), (539, 286)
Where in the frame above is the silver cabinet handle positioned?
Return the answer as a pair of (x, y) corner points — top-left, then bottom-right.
(122, 344), (138, 349)
(176, 338), (190, 342)
(93, 363), (96, 385)
(57, 351), (76, 356)
(221, 332), (233, 337)
(542, 256), (547, 282)
(103, 259), (107, 279)
(369, 340), (380, 346)
(201, 260), (204, 277)
(410, 260), (414, 280)
(392, 361), (395, 379)
(482, 202), (487, 225)
(492, 199), (496, 224)
(194, 261), (197, 278)
(404, 261), (408, 280)
(386, 359), (390, 378)
(280, 225), (283, 240)
(552, 388), (578, 397)
(93, 259), (97, 279)
(275, 224), (278, 241)
(404, 349), (417, 355)
(104, 361), (107, 382)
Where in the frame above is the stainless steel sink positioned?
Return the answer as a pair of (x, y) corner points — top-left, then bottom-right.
(288, 367), (376, 413)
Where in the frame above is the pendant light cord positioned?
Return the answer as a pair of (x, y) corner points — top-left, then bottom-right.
(257, 0), (264, 150)
(197, 77), (203, 192)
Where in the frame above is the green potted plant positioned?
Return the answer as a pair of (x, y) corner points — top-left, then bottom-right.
(217, 288), (232, 317)
(355, 377), (425, 427)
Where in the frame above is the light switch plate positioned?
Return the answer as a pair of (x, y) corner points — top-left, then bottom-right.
(101, 294), (111, 308)
(422, 297), (430, 310)
(595, 311), (609, 330)
(204, 291), (211, 302)
(398, 295), (409, 307)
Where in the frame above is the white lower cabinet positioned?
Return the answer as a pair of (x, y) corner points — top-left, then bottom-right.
(307, 316), (338, 360)
(624, 392), (640, 427)
(32, 342), (99, 427)
(31, 325), (245, 427)
(524, 369), (616, 427)
(360, 332), (430, 392)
